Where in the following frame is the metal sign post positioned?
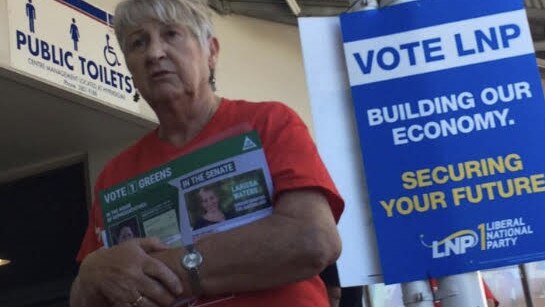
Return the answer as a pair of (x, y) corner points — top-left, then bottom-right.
(401, 280), (434, 307)
(437, 272), (487, 307)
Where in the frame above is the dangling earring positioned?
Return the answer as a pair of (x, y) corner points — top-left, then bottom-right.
(209, 68), (217, 92)
(133, 89), (141, 102)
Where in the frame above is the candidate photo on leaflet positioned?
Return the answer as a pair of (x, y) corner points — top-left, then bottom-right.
(192, 186), (229, 230)
(113, 218), (140, 245)
(70, 0), (344, 307)
(117, 225), (136, 243)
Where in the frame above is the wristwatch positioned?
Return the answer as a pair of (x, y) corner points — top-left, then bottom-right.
(180, 244), (203, 296)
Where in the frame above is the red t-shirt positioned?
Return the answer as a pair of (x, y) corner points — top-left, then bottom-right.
(77, 98), (344, 306)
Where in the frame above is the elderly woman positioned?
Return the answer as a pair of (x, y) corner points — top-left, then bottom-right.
(70, 0), (343, 306)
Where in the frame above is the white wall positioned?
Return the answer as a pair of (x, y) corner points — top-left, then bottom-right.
(213, 14), (313, 130)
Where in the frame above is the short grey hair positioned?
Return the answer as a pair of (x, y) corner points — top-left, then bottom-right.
(114, 0), (214, 53)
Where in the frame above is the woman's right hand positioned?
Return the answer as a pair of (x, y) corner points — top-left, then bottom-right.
(77, 238), (184, 307)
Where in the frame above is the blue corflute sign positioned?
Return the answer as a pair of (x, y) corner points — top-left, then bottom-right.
(340, 0), (545, 284)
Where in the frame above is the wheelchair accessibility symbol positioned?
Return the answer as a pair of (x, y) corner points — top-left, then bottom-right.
(104, 34), (121, 67)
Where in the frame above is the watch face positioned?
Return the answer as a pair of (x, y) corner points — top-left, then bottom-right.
(183, 251), (203, 269)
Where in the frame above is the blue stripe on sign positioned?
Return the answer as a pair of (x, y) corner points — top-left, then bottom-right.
(56, 0), (113, 26)
(340, 0), (525, 43)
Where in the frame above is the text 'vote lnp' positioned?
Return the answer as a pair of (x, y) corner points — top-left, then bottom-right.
(343, 10), (533, 86)
(353, 24), (520, 75)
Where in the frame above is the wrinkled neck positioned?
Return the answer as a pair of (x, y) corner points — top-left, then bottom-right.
(156, 94), (220, 147)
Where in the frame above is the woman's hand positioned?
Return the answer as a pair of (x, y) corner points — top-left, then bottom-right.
(76, 238), (183, 307)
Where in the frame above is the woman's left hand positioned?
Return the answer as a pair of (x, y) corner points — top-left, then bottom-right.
(76, 238), (184, 307)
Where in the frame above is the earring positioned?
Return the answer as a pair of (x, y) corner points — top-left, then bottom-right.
(209, 68), (216, 92)
(133, 90), (140, 102)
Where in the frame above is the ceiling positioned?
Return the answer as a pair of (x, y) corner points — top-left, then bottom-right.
(209, 0), (362, 25)
(527, 2), (545, 57)
(0, 67), (154, 178)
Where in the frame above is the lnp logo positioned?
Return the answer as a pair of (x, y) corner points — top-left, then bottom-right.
(421, 230), (479, 259)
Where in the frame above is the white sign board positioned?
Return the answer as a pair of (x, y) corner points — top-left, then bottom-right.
(7, 0), (141, 114)
(299, 17), (383, 286)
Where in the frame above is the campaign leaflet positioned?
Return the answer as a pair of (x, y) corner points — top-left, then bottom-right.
(340, 0), (545, 283)
(99, 131), (274, 248)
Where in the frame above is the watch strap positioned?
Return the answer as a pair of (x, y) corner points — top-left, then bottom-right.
(183, 244), (203, 296)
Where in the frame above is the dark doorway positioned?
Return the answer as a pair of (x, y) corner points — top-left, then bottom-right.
(0, 162), (89, 307)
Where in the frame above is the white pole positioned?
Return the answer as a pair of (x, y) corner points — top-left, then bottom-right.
(437, 272), (488, 307)
(401, 280), (435, 307)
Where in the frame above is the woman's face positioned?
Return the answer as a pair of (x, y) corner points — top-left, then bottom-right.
(118, 226), (135, 243)
(199, 189), (220, 212)
(123, 21), (218, 111)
